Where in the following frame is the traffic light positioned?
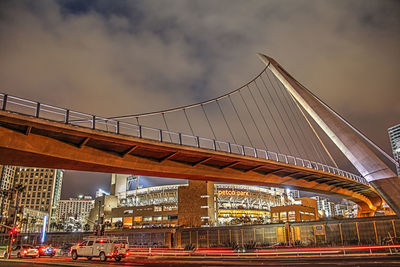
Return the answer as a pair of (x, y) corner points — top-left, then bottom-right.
(94, 228), (98, 236)
(10, 227), (18, 235)
(9, 227), (18, 244)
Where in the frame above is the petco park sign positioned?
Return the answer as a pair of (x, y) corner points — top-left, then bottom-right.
(217, 189), (249, 197)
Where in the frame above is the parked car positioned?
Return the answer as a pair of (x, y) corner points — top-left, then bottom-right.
(37, 245), (56, 257)
(71, 236), (129, 262)
(4, 245), (39, 258)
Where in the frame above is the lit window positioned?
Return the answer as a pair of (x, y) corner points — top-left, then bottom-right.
(154, 206), (162, 212)
(143, 216), (152, 222)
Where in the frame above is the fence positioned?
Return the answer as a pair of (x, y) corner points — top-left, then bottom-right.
(1, 216), (398, 249)
(177, 216), (400, 248)
(0, 228), (173, 247)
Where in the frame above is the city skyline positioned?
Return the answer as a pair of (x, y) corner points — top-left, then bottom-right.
(0, 1), (399, 198)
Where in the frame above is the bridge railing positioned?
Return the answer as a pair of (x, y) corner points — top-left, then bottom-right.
(0, 93), (368, 185)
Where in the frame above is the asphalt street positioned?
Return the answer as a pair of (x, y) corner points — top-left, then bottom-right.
(1, 255), (400, 267)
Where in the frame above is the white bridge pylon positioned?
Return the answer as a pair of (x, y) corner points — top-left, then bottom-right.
(257, 53), (400, 216)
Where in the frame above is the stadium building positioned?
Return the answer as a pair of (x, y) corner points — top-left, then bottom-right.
(107, 174), (296, 228)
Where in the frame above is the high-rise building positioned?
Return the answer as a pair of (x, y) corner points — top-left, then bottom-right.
(334, 203), (354, 218)
(0, 165), (17, 191)
(0, 165), (17, 223)
(388, 124), (400, 176)
(13, 168), (63, 224)
(57, 196), (95, 226)
(327, 201), (336, 218)
(286, 188), (300, 199)
(311, 196), (336, 218)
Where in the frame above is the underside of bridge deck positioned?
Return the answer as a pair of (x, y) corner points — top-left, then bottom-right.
(0, 110), (383, 216)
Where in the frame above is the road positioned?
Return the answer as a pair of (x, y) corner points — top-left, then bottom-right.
(1, 255), (400, 267)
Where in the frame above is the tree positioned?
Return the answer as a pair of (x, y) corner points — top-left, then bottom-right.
(66, 225), (73, 232)
(57, 222), (64, 231)
(115, 221), (123, 229)
(104, 221), (112, 229)
(255, 217), (265, 225)
(74, 222), (82, 231)
(50, 222), (57, 232)
(83, 223), (90, 231)
(242, 216), (251, 224)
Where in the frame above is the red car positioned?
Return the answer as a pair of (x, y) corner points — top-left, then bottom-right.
(37, 246), (56, 257)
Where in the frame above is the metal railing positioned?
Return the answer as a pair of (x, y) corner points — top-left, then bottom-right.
(0, 93), (368, 184)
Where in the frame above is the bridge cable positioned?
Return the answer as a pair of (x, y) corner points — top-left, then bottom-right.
(228, 95), (254, 148)
(106, 67), (268, 120)
(280, 81), (329, 165)
(296, 80), (399, 168)
(289, 93), (339, 168)
(265, 71), (305, 158)
(259, 76), (294, 155)
(200, 104), (219, 148)
(216, 100), (237, 144)
(271, 74), (317, 163)
(253, 79), (287, 154)
(183, 109), (195, 136)
(239, 88), (269, 151)
(275, 66), (398, 167)
(274, 77), (330, 165)
(161, 113), (173, 142)
(247, 82), (280, 153)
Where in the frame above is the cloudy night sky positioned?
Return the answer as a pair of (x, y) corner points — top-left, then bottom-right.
(0, 0), (399, 199)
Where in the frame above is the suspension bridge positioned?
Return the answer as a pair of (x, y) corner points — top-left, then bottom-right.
(0, 54), (398, 217)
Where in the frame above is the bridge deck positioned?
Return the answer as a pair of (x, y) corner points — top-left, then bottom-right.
(0, 108), (383, 215)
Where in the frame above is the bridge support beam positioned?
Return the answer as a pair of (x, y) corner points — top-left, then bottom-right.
(258, 53), (400, 216)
